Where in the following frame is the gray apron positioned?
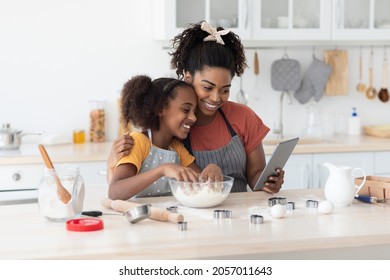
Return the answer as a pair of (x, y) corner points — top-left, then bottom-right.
(135, 129), (179, 198)
(184, 109), (247, 192)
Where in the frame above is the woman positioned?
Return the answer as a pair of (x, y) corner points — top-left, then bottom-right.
(108, 21), (284, 193)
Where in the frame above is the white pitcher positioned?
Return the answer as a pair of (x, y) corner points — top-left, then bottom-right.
(322, 162), (367, 206)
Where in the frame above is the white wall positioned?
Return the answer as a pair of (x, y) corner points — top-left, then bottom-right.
(1, 0), (389, 144)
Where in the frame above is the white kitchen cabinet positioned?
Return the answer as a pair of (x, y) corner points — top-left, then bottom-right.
(280, 154), (312, 189)
(0, 164), (42, 191)
(374, 151), (390, 177)
(312, 152), (374, 188)
(152, 0), (251, 40)
(251, 0), (332, 40)
(332, 0), (390, 40)
(276, 151), (377, 190)
(0, 161), (107, 191)
(153, 0), (390, 41)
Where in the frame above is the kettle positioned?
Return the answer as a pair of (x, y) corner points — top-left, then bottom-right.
(323, 162), (367, 206)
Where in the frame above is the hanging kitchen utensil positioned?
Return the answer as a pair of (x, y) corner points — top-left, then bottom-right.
(365, 48), (377, 100)
(254, 49), (260, 75)
(271, 52), (302, 92)
(324, 49), (349, 96)
(236, 76), (248, 104)
(356, 46), (367, 93)
(38, 144), (72, 204)
(378, 48), (389, 102)
(253, 49), (260, 100)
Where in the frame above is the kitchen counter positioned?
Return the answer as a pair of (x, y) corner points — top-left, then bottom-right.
(1, 184), (390, 260)
(0, 135), (389, 166)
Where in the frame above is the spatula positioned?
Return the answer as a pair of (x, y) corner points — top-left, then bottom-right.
(38, 144), (72, 204)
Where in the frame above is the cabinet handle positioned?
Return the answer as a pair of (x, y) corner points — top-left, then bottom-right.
(12, 172), (21, 181)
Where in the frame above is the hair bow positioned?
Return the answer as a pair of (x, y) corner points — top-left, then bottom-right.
(201, 21), (230, 45)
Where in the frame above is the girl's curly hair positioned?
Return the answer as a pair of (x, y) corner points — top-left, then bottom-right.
(169, 21), (247, 79)
(120, 75), (192, 131)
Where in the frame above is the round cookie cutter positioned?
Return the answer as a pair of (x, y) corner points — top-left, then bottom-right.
(123, 204), (151, 224)
(268, 197), (287, 207)
(213, 209), (232, 219)
(306, 199), (319, 208)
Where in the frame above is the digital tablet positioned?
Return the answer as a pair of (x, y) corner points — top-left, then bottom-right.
(253, 137), (299, 191)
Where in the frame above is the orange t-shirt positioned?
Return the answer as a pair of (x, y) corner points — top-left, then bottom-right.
(189, 101), (270, 155)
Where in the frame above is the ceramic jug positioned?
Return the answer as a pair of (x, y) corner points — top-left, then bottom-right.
(323, 162), (366, 206)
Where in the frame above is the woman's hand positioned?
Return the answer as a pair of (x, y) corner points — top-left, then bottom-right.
(107, 133), (134, 183)
(262, 168), (285, 194)
(200, 163), (223, 181)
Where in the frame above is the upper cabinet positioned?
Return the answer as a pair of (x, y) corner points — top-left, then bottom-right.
(251, 0), (332, 40)
(331, 0), (390, 40)
(152, 0), (390, 41)
(152, 0), (251, 40)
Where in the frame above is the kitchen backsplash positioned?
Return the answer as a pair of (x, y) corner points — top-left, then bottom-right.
(1, 0), (389, 143)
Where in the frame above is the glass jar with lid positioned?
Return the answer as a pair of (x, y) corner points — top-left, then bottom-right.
(38, 164), (85, 222)
(89, 100), (105, 142)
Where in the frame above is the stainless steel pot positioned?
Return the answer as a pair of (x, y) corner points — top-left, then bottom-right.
(0, 123), (43, 150)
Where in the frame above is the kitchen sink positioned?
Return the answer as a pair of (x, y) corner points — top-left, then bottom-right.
(262, 137), (324, 146)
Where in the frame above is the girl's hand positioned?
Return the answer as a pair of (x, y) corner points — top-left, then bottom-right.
(262, 168), (285, 194)
(200, 164), (223, 181)
(162, 163), (199, 182)
(107, 133), (134, 170)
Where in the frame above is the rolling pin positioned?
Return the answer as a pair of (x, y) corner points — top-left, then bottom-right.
(101, 198), (184, 224)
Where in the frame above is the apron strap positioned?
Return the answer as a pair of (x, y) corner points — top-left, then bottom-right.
(183, 108), (237, 156)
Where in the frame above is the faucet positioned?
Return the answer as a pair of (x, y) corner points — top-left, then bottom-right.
(273, 91), (293, 139)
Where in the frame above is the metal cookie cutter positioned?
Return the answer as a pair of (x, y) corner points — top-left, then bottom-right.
(166, 206), (178, 213)
(306, 199), (319, 208)
(213, 209), (232, 219)
(250, 214), (264, 224)
(123, 204), (151, 224)
(286, 201), (295, 210)
(178, 221), (187, 231)
(268, 197), (287, 207)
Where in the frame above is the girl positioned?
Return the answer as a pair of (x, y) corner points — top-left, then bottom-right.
(109, 75), (222, 200)
(108, 21), (284, 194)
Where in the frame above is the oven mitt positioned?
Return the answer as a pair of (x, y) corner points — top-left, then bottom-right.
(271, 58), (302, 92)
(294, 57), (332, 104)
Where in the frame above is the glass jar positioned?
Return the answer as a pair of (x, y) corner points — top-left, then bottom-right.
(89, 100), (105, 142)
(73, 129), (86, 144)
(38, 164), (85, 222)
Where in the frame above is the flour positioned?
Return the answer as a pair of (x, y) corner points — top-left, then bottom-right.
(172, 182), (228, 208)
(38, 189), (75, 221)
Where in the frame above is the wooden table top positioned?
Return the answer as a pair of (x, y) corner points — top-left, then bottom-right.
(1, 185), (390, 260)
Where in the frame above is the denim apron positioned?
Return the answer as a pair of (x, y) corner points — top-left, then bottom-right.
(184, 109), (247, 192)
(135, 129), (179, 198)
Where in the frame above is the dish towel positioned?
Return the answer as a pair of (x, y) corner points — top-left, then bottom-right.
(294, 57), (332, 104)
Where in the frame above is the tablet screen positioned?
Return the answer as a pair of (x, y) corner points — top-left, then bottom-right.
(253, 137), (299, 191)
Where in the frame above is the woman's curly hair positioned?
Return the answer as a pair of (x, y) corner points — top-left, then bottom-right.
(169, 20), (247, 79)
(120, 75), (192, 131)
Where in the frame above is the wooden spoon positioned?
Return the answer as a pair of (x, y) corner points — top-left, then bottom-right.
(356, 49), (366, 92)
(378, 53), (389, 102)
(38, 144), (71, 204)
(253, 49), (260, 100)
(365, 50), (377, 100)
